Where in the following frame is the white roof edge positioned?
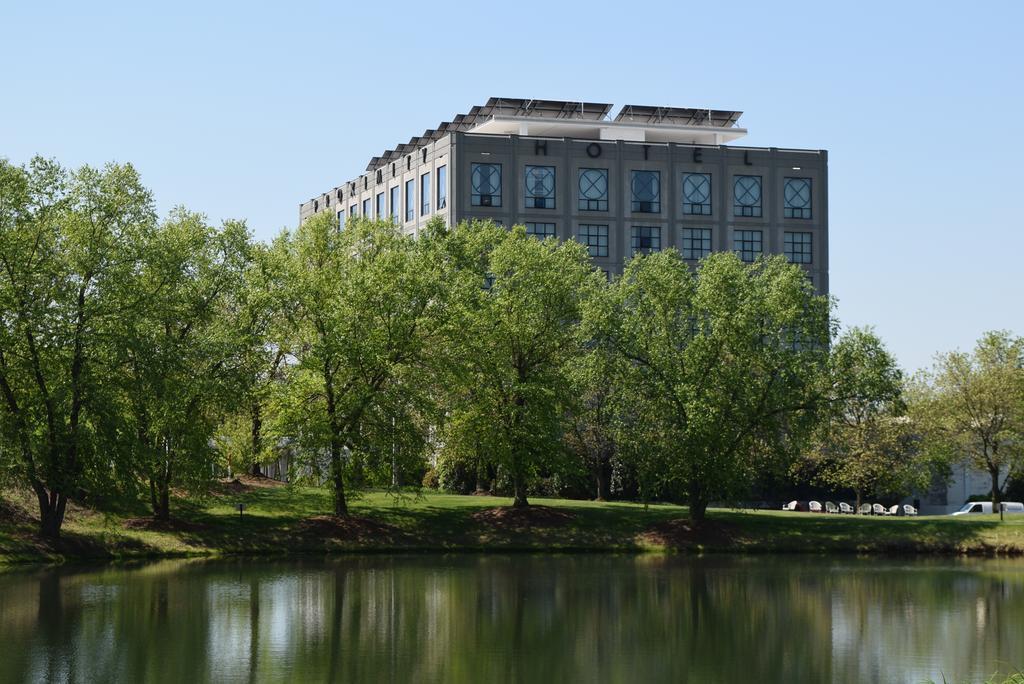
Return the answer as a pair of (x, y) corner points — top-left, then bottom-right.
(468, 116), (748, 144)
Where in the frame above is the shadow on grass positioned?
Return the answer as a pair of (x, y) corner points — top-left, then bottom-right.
(5, 485), (1023, 564)
(363, 500), (686, 550)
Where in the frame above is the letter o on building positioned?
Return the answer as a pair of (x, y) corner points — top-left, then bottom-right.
(586, 142), (602, 158)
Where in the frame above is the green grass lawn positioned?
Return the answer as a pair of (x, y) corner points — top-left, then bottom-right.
(4, 478), (1024, 565)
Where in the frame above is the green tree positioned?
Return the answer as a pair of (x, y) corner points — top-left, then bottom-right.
(588, 250), (832, 523)
(803, 327), (920, 509)
(911, 330), (1024, 515)
(564, 344), (619, 501)
(118, 209), (253, 520)
(0, 157), (154, 537)
(274, 214), (446, 516)
(236, 240), (290, 477)
(443, 222), (601, 508)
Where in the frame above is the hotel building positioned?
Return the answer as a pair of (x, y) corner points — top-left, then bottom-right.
(300, 97), (828, 291)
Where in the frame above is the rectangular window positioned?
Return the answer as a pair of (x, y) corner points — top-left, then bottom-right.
(784, 178), (812, 219)
(578, 224), (609, 257)
(350, 203), (357, 218)
(390, 186), (400, 222)
(631, 170), (661, 213)
(733, 229), (763, 262)
(682, 173), (712, 215)
(681, 228), (712, 260)
(631, 226), (661, 255)
(337, 210), (344, 229)
(437, 165), (447, 210)
(578, 168), (609, 211)
(362, 198), (370, 217)
(471, 163), (501, 207)
(524, 165), (555, 209)
(376, 192), (385, 219)
(405, 179), (415, 222)
(421, 172), (431, 216)
(524, 222), (556, 239)
(734, 176), (762, 217)
(784, 231), (813, 263)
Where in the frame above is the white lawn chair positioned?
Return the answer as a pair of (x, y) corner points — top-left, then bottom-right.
(888, 504), (900, 516)
(903, 504), (918, 516)
(808, 500), (823, 513)
(858, 503), (872, 515)
(781, 500), (798, 511)
(840, 502), (854, 514)
(825, 501), (839, 514)
(872, 503), (886, 515)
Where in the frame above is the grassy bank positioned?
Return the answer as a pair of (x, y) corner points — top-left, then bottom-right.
(4, 476), (1024, 565)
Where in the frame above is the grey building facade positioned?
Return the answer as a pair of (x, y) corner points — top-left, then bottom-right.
(300, 98), (828, 292)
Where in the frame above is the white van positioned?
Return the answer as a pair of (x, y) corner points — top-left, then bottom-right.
(952, 501), (1024, 515)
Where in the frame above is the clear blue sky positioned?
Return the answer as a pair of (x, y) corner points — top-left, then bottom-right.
(2, 1), (1021, 372)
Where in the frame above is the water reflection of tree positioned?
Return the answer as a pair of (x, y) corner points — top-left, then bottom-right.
(2, 557), (1024, 682)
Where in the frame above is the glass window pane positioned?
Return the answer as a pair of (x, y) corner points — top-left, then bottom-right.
(405, 179), (415, 222)
(732, 229), (763, 262)
(682, 228), (712, 260)
(683, 173), (712, 215)
(524, 165), (556, 209)
(437, 165), (447, 210)
(525, 222), (556, 239)
(631, 226), (661, 254)
(784, 177), (812, 219)
(631, 171), (661, 213)
(578, 224), (609, 257)
(578, 168), (609, 211)
(733, 176), (762, 218)
(471, 163), (502, 207)
(784, 231), (813, 263)
(420, 172), (431, 216)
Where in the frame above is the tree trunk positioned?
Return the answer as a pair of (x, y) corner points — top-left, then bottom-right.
(688, 481), (708, 525)
(595, 448), (611, 501)
(151, 473), (170, 521)
(330, 442), (348, 517)
(324, 371), (348, 517)
(152, 443), (172, 521)
(33, 483), (67, 540)
(474, 450), (485, 494)
(512, 470), (529, 508)
(250, 401), (263, 477)
(855, 489), (862, 513)
(157, 481), (170, 522)
(390, 416), (400, 488)
(991, 467), (1002, 520)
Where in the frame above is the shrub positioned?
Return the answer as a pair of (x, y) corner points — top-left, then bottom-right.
(422, 468), (439, 490)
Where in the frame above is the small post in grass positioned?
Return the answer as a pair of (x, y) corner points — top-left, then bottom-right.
(237, 503), (245, 519)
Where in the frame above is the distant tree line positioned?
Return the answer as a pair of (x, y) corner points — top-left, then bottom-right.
(2, 158), (1022, 538)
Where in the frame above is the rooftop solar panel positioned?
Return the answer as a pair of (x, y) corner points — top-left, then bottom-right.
(614, 104), (742, 127)
(359, 98), (742, 174)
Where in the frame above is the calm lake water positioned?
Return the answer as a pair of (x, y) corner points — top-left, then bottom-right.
(1, 554), (1023, 683)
